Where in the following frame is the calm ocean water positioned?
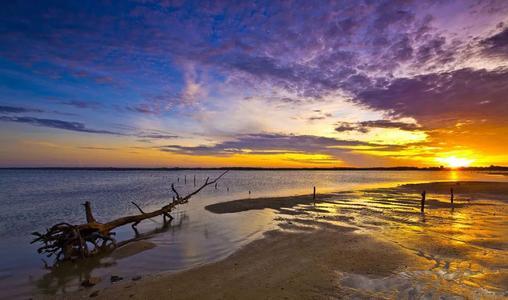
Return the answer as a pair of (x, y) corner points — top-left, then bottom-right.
(0, 169), (505, 298)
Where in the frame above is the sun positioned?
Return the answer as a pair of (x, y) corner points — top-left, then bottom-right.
(437, 156), (474, 168)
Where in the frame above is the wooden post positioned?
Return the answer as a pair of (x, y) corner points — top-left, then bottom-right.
(248, 190), (251, 196)
(184, 175), (187, 184)
(177, 177), (180, 183)
(421, 191), (426, 213)
(194, 175), (196, 187)
(450, 188), (454, 206)
(313, 186), (316, 204)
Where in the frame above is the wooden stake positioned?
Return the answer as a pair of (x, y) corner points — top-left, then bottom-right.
(421, 190), (426, 213)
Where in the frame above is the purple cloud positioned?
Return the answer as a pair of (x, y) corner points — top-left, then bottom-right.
(1, 0), (507, 168)
(59, 100), (103, 110)
(481, 27), (508, 59)
(0, 105), (44, 114)
(159, 133), (403, 158)
(0, 116), (122, 135)
(355, 68), (508, 127)
(335, 120), (421, 133)
(0, 115), (179, 139)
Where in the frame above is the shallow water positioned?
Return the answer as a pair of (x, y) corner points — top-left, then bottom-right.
(274, 185), (508, 298)
(0, 169), (506, 298)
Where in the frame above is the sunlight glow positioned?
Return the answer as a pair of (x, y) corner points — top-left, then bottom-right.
(437, 156), (474, 168)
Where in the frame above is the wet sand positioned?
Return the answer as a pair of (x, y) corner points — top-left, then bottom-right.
(39, 181), (508, 299)
(206, 181), (508, 214)
(205, 193), (332, 214)
(49, 226), (427, 299)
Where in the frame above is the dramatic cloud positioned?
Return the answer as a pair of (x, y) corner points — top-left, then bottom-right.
(136, 129), (179, 140)
(78, 146), (116, 151)
(0, 105), (43, 114)
(2, 1), (506, 103)
(59, 100), (102, 110)
(355, 68), (508, 127)
(1, 1), (507, 166)
(335, 123), (365, 133)
(0, 116), (179, 139)
(126, 104), (162, 115)
(481, 26), (508, 59)
(0, 104), (78, 117)
(335, 120), (421, 133)
(308, 110), (333, 121)
(0, 116), (122, 135)
(159, 133), (395, 157)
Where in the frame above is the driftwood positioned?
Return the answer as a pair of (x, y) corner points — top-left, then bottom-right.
(31, 171), (228, 264)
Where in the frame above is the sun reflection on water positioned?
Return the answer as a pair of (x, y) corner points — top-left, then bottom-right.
(274, 182), (508, 298)
(448, 170), (459, 181)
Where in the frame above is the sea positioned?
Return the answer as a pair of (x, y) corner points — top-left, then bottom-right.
(0, 169), (506, 298)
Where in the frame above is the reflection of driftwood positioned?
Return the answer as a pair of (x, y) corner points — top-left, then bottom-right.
(31, 171), (228, 264)
(34, 212), (189, 295)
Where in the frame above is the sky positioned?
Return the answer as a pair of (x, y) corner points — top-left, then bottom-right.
(0, 0), (507, 168)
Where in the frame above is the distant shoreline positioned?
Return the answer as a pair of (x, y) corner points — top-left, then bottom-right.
(1, 166), (507, 171)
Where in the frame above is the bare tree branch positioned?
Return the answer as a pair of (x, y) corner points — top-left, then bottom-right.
(131, 202), (146, 214)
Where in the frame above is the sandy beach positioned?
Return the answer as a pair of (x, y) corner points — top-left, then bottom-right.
(43, 180), (508, 299)
(53, 227), (425, 299)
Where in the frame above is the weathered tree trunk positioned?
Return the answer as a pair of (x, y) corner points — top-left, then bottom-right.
(31, 171), (228, 265)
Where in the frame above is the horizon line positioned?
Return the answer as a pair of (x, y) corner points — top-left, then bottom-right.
(1, 166), (507, 171)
